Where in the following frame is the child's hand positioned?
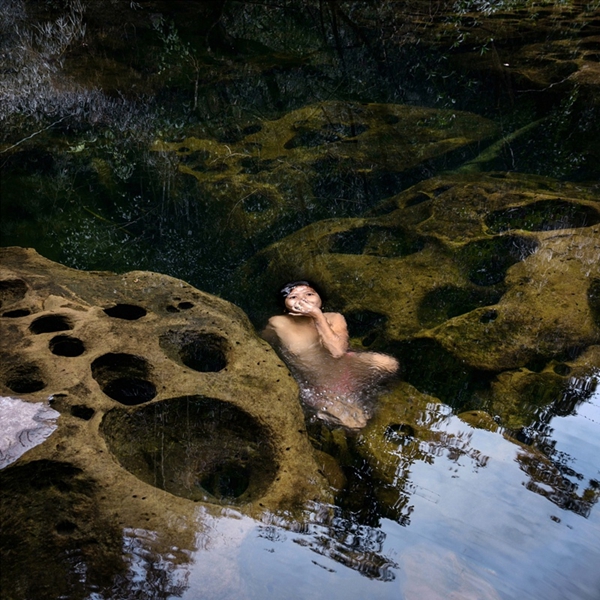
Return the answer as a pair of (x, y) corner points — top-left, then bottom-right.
(289, 298), (320, 317)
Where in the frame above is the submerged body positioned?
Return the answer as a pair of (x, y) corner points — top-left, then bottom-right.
(262, 284), (398, 429)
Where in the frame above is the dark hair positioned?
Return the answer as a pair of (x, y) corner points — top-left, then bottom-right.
(280, 280), (311, 299)
(278, 280), (326, 311)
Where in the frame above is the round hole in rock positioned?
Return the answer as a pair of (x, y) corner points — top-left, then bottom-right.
(329, 225), (425, 257)
(458, 235), (538, 286)
(480, 309), (498, 324)
(5, 364), (46, 394)
(159, 330), (228, 372)
(100, 396), (278, 505)
(0, 278), (28, 308)
(56, 520), (77, 535)
(2, 308), (31, 318)
(384, 423), (415, 445)
(91, 353), (156, 405)
(177, 301), (194, 310)
(485, 200), (600, 233)
(49, 335), (85, 357)
(418, 285), (503, 328)
(29, 314), (73, 334)
(553, 363), (571, 376)
(103, 304), (147, 320)
(102, 377), (157, 405)
(70, 404), (95, 420)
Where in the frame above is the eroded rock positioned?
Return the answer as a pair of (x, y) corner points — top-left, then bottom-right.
(234, 172), (600, 425)
(0, 247), (331, 517)
(152, 101), (498, 252)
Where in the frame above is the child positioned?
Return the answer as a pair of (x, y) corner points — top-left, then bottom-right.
(262, 281), (398, 429)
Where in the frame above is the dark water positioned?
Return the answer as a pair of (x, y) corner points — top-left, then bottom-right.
(1, 1), (600, 598)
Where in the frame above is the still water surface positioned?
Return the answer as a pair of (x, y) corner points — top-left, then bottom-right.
(114, 383), (600, 599)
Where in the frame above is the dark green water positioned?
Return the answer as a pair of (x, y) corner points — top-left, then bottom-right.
(1, 1), (600, 598)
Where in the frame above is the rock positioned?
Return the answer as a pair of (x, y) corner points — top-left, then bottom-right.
(233, 172), (600, 424)
(152, 101), (498, 255)
(0, 246), (331, 516)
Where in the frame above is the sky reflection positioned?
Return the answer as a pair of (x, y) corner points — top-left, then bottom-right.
(158, 382), (600, 600)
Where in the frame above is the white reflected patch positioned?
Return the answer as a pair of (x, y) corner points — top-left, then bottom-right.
(0, 396), (60, 469)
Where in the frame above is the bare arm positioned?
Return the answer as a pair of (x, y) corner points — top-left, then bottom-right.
(287, 297), (348, 358)
(261, 319), (280, 346)
(312, 311), (349, 358)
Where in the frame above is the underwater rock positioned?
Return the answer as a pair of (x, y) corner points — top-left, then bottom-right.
(234, 172), (600, 416)
(355, 382), (490, 522)
(0, 246), (331, 517)
(152, 101), (498, 253)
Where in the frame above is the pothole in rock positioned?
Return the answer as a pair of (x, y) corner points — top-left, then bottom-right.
(345, 310), (388, 347)
(384, 423), (415, 445)
(2, 308), (31, 318)
(159, 330), (228, 372)
(0, 278), (28, 308)
(91, 353), (156, 405)
(29, 314), (73, 334)
(49, 336), (85, 357)
(485, 200), (600, 233)
(329, 225), (425, 257)
(418, 285), (504, 328)
(4, 363), (46, 394)
(101, 396), (278, 505)
(458, 235), (538, 286)
(70, 404), (95, 420)
(103, 304), (147, 320)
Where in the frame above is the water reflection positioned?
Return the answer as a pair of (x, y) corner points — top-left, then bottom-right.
(515, 373), (600, 519)
(94, 377), (599, 599)
(2, 375), (598, 599)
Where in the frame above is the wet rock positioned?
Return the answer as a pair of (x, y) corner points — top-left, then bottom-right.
(355, 382), (490, 521)
(234, 172), (600, 420)
(0, 247), (330, 517)
(152, 101), (498, 253)
(485, 345), (600, 430)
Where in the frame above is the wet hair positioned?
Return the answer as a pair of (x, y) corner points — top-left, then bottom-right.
(280, 281), (311, 299)
(279, 280), (326, 312)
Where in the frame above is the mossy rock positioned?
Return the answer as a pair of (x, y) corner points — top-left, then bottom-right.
(152, 102), (498, 254)
(0, 247), (331, 518)
(232, 172), (599, 415)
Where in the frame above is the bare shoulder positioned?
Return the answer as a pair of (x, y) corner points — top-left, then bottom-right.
(266, 315), (293, 328)
(263, 315), (294, 337)
(324, 312), (346, 325)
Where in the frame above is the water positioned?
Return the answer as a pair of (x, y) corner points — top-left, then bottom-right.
(88, 380), (600, 599)
(1, 1), (600, 598)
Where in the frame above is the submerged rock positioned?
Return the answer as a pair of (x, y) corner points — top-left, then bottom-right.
(234, 172), (600, 425)
(152, 101), (498, 253)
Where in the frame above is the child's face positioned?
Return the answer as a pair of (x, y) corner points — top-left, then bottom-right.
(284, 285), (322, 314)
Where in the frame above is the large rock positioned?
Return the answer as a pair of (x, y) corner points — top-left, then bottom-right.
(233, 172), (600, 425)
(0, 247), (331, 517)
(152, 101), (498, 252)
